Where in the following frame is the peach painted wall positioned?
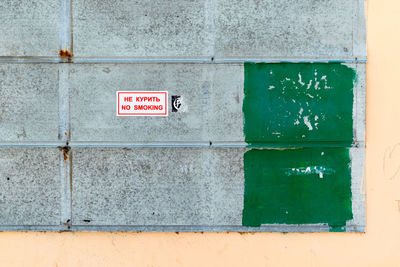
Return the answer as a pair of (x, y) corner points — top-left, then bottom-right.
(0, 0), (399, 266)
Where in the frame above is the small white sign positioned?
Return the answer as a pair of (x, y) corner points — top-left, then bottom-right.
(116, 91), (168, 116)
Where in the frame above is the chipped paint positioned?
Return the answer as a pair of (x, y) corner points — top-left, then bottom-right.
(242, 63), (357, 231)
(284, 166), (335, 179)
(303, 116), (313, 131)
(243, 63), (356, 147)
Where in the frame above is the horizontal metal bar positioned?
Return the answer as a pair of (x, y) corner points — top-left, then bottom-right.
(0, 57), (63, 63)
(0, 142), (66, 147)
(71, 224), (333, 232)
(0, 57), (367, 64)
(0, 141), (364, 149)
(69, 141), (364, 148)
(0, 225), (68, 231)
(0, 224), (364, 232)
(74, 58), (213, 64)
(215, 58), (368, 64)
(70, 141), (212, 147)
(0, 141), (364, 148)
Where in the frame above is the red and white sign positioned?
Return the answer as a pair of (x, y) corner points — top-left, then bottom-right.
(116, 91), (168, 116)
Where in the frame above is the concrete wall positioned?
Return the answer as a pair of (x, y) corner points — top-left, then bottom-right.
(0, 0), (397, 265)
(0, 0), (366, 232)
(0, 0), (366, 236)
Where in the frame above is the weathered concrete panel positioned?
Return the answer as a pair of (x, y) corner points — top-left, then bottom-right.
(72, 0), (365, 59)
(215, 0), (362, 59)
(71, 146), (364, 231)
(0, 1), (59, 56)
(70, 63), (365, 144)
(69, 63), (244, 142)
(71, 147), (245, 226)
(0, 148), (60, 225)
(0, 64), (59, 142)
(73, 0), (207, 58)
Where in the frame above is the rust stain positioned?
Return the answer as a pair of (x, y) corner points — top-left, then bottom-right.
(58, 146), (71, 163)
(69, 150), (73, 193)
(63, 149), (68, 161)
(59, 49), (72, 58)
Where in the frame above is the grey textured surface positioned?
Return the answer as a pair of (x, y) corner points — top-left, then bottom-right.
(215, 0), (360, 59)
(353, 63), (366, 144)
(72, 0), (366, 60)
(347, 147), (365, 232)
(73, 0), (206, 58)
(0, 0), (59, 57)
(0, 147), (60, 225)
(71, 147), (245, 226)
(0, 64), (59, 142)
(69, 63), (244, 142)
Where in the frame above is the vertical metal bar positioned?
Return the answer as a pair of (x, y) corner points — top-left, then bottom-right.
(59, 66), (71, 229)
(59, 0), (72, 229)
(59, 148), (72, 229)
(60, 0), (73, 57)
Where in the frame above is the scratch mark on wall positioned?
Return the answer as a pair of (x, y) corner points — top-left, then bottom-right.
(383, 143), (400, 180)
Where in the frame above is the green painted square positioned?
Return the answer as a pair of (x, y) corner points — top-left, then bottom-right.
(242, 148), (353, 230)
(243, 63), (356, 146)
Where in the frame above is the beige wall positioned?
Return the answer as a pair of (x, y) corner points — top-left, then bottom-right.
(0, 0), (398, 266)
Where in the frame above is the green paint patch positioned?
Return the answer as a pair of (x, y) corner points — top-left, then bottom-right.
(242, 148), (353, 230)
(243, 63), (356, 147)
